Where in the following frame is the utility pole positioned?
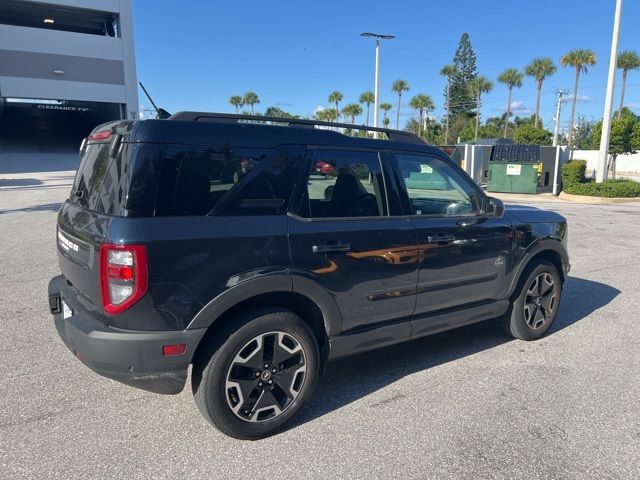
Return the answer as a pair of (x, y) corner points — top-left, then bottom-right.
(597, 0), (623, 183)
(552, 89), (568, 147)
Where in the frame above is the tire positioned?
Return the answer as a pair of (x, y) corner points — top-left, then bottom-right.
(192, 309), (319, 440)
(503, 260), (562, 341)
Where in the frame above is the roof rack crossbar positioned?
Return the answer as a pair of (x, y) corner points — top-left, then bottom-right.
(168, 112), (425, 144)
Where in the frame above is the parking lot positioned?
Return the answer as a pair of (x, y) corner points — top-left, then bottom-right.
(1, 165), (639, 480)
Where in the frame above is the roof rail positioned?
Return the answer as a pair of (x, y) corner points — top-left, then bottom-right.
(168, 111), (426, 145)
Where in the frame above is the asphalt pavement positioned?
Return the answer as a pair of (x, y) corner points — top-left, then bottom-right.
(1, 162), (639, 479)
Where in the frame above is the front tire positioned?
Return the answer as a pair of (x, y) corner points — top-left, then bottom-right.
(503, 260), (562, 341)
(192, 309), (319, 440)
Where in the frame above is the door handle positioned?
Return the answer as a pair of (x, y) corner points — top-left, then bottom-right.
(457, 218), (481, 227)
(312, 242), (351, 254)
(427, 233), (455, 246)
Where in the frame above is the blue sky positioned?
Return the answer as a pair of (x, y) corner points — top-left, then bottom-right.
(133, 0), (640, 131)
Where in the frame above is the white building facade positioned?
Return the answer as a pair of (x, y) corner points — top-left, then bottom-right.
(0, 0), (139, 148)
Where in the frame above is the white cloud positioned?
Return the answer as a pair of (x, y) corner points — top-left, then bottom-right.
(510, 101), (533, 114)
(313, 105), (326, 115)
(564, 94), (590, 103)
(627, 102), (640, 111)
(493, 100), (533, 115)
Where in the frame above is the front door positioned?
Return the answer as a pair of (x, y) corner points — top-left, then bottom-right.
(288, 148), (418, 333)
(388, 151), (513, 316)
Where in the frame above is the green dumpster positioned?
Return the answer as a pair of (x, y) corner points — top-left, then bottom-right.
(487, 162), (538, 194)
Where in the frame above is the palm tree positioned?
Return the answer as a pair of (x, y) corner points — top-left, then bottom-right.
(243, 91), (260, 114)
(359, 91), (375, 126)
(342, 103), (363, 124)
(328, 91), (343, 122)
(560, 49), (597, 147)
(409, 94), (434, 136)
(616, 51), (640, 119)
(467, 76), (493, 142)
(391, 79), (410, 129)
(324, 107), (339, 123)
(497, 68), (524, 138)
(314, 108), (329, 122)
(439, 64), (457, 144)
(229, 95), (243, 114)
(525, 57), (557, 127)
(379, 102), (393, 127)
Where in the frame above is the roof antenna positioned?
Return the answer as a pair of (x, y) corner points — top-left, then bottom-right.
(138, 82), (171, 119)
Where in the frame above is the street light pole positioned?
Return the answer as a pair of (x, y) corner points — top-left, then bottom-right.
(361, 32), (395, 137)
(596, 0), (623, 183)
(373, 38), (380, 132)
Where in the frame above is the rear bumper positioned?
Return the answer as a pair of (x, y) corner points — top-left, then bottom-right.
(48, 275), (206, 395)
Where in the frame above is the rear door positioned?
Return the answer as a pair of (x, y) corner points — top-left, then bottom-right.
(288, 147), (418, 333)
(387, 151), (513, 317)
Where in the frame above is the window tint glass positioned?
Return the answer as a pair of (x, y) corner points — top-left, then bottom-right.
(395, 153), (480, 216)
(306, 150), (386, 218)
(125, 144), (165, 216)
(215, 145), (305, 216)
(70, 142), (114, 213)
(156, 146), (267, 216)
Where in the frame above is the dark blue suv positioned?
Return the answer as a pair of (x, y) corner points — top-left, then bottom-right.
(49, 113), (569, 439)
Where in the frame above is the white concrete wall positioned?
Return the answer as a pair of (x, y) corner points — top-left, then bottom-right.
(0, 0), (138, 118)
(118, 0), (138, 119)
(0, 24), (124, 60)
(0, 76), (126, 104)
(570, 150), (640, 173)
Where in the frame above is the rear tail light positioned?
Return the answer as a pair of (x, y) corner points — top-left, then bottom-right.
(99, 244), (148, 314)
(89, 130), (112, 141)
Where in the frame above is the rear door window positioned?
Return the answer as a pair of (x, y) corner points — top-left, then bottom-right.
(302, 149), (387, 218)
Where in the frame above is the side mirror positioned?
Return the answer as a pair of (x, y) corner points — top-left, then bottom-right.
(485, 196), (505, 218)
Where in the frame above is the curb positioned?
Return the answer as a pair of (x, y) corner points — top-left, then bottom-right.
(559, 191), (640, 204)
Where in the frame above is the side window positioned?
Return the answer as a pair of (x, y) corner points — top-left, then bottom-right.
(214, 145), (305, 216)
(305, 149), (386, 218)
(156, 146), (267, 216)
(394, 153), (480, 216)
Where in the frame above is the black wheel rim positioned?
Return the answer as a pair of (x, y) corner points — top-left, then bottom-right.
(225, 331), (307, 422)
(524, 272), (557, 330)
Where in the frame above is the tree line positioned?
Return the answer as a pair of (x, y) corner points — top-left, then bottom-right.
(228, 33), (640, 148)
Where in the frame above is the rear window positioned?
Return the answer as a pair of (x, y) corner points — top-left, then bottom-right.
(70, 142), (304, 217)
(155, 145), (293, 216)
(70, 142), (114, 212)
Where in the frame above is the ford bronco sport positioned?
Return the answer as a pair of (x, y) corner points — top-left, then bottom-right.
(48, 113), (569, 439)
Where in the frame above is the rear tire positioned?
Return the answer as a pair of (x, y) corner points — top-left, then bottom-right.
(503, 260), (562, 341)
(192, 309), (319, 440)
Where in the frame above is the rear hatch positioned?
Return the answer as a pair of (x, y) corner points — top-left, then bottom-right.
(57, 122), (131, 312)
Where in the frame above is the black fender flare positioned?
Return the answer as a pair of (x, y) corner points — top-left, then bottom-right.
(507, 238), (569, 298)
(186, 273), (343, 337)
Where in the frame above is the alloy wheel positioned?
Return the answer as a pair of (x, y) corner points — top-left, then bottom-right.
(225, 331), (307, 422)
(523, 272), (557, 330)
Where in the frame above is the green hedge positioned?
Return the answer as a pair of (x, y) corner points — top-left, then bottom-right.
(562, 159), (640, 198)
(562, 160), (587, 186)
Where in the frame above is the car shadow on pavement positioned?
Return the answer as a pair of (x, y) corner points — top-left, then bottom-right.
(0, 202), (62, 215)
(290, 276), (620, 430)
(0, 178), (43, 188)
